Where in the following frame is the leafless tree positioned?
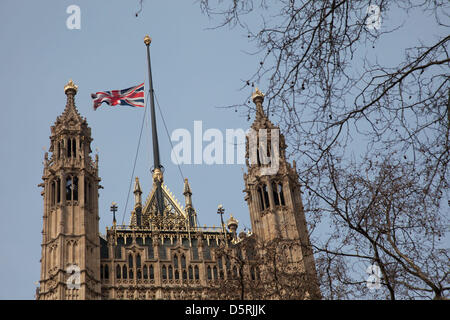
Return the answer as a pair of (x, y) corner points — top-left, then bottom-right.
(199, 0), (449, 299)
(206, 235), (321, 300)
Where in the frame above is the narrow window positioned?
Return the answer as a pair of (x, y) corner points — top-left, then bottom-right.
(129, 269), (133, 279)
(251, 266), (256, 280)
(175, 269), (179, 280)
(173, 254), (178, 268)
(188, 266), (193, 280)
(100, 265), (104, 279)
(67, 139), (72, 158)
(136, 254), (141, 268)
(137, 269), (141, 279)
(128, 254), (133, 268)
(278, 183), (285, 205)
(51, 181), (56, 205)
(150, 265), (154, 279)
(233, 266), (238, 279)
(116, 265), (121, 279)
(162, 265), (167, 280)
(73, 176), (78, 201)
(123, 265), (127, 279)
(207, 266), (212, 280)
(143, 265), (148, 279)
(182, 270), (187, 280)
(263, 184), (270, 208)
(104, 265), (109, 279)
(72, 138), (76, 158)
(56, 178), (61, 203)
(66, 177), (72, 201)
(213, 266), (218, 280)
(257, 187), (264, 210)
(168, 266), (173, 279)
(194, 266), (199, 280)
(272, 182), (280, 206)
(181, 255), (186, 269)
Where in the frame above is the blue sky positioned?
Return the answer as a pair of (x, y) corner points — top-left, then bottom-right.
(0, 1), (447, 299)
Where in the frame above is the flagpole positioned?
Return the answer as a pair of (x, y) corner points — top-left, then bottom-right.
(144, 35), (165, 216)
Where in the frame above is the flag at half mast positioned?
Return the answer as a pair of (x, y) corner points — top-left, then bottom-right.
(91, 83), (145, 110)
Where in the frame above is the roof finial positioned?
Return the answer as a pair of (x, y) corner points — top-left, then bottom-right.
(251, 87), (264, 103)
(64, 79), (78, 95)
(144, 35), (152, 46)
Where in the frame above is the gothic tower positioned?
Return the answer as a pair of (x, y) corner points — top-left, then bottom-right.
(243, 88), (320, 298)
(37, 80), (102, 300)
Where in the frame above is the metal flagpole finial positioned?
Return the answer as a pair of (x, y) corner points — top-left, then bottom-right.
(144, 35), (152, 46)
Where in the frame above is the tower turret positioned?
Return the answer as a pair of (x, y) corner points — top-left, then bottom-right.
(243, 87), (320, 298)
(38, 80), (101, 300)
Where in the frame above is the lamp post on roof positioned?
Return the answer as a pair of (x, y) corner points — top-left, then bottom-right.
(217, 204), (226, 240)
(110, 202), (118, 229)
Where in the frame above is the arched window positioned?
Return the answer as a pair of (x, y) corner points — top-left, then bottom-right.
(129, 269), (133, 279)
(194, 266), (199, 280)
(137, 269), (141, 279)
(175, 269), (179, 280)
(116, 265), (121, 279)
(272, 182), (280, 206)
(168, 266), (173, 280)
(150, 265), (154, 279)
(173, 254), (178, 268)
(262, 184), (270, 208)
(128, 254), (133, 268)
(143, 265), (148, 279)
(257, 187), (264, 210)
(73, 176), (78, 201)
(104, 265), (109, 279)
(278, 183), (285, 205)
(182, 270), (187, 280)
(67, 139), (72, 158)
(72, 138), (76, 158)
(188, 266), (193, 280)
(162, 265), (167, 280)
(66, 177), (72, 201)
(136, 254), (141, 268)
(181, 255), (186, 269)
(51, 181), (56, 205)
(56, 178), (61, 203)
(213, 266), (218, 280)
(123, 265), (127, 279)
(57, 141), (61, 160)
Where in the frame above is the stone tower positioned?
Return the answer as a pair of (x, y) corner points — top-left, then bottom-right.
(37, 80), (102, 300)
(243, 88), (320, 298)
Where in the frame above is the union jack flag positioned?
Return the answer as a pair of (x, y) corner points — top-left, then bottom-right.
(91, 83), (145, 110)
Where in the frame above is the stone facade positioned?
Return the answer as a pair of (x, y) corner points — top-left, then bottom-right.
(37, 81), (320, 300)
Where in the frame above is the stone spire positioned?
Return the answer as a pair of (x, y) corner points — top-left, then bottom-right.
(134, 177), (142, 206)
